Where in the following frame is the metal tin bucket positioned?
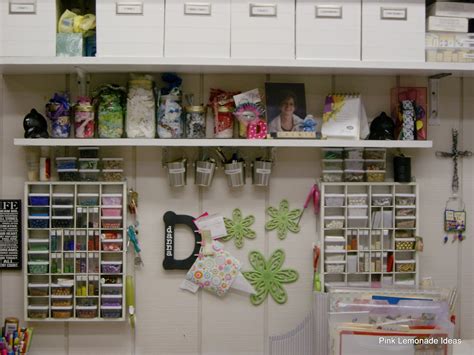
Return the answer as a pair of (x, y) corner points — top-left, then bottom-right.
(224, 162), (245, 187)
(167, 161), (187, 187)
(195, 161), (216, 187)
(252, 161), (272, 186)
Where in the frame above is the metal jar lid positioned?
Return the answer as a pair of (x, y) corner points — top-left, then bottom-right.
(185, 105), (206, 113)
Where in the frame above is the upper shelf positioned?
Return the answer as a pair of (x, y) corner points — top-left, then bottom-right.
(13, 138), (433, 149)
(1, 57), (473, 76)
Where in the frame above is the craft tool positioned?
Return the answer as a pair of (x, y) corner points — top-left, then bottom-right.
(297, 184), (320, 226)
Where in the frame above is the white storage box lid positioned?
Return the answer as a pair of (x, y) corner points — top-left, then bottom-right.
(395, 216), (416, 220)
(102, 283), (123, 287)
(102, 169), (124, 173)
(29, 193), (50, 196)
(395, 238), (416, 242)
(102, 194), (123, 197)
(102, 239), (123, 243)
(52, 216), (73, 220)
(324, 250), (346, 254)
(52, 205), (73, 208)
(76, 305), (98, 310)
(28, 305), (49, 310)
(79, 169), (100, 173)
(102, 294), (122, 298)
(101, 305), (122, 310)
(101, 216), (122, 220)
(347, 193), (368, 197)
(28, 239), (49, 243)
(78, 193), (99, 197)
(101, 261), (123, 265)
(101, 205), (123, 209)
(395, 193), (416, 197)
(28, 261), (49, 265)
(53, 193), (74, 197)
(395, 259), (416, 263)
(27, 250), (49, 254)
(51, 306), (73, 310)
(347, 216), (368, 219)
(372, 194), (392, 197)
(51, 295), (73, 299)
(395, 205), (416, 209)
(348, 205), (368, 208)
(322, 170), (344, 173)
(28, 216), (49, 219)
(102, 158), (124, 161)
(28, 283), (49, 287)
(78, 158), (100, 161)
(57, 169), (78, 172)
(325, 236), (345, 242)
(324, 216), (345, 219)
(56, 157), (77, 161)
(325, 194), (345, 197)
(324, 260), (346, 264)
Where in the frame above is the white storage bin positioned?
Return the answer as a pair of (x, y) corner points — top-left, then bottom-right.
(325, 253), (345, 262)
(2, 0), (56, 56)
(296, 0), (361, 60)
(347, 216), (368, 228)
(231, 0), (294, 59)
(347, 194), (368, 206)
(324, 194), (345, 207)
(348, 206), (368, 217)
(324, 216), (345, 229)
(325, 261), (345, 273)
(96, 0), (164, 57)
(362, 0), (425, 62)
(165, 0), (231, 58)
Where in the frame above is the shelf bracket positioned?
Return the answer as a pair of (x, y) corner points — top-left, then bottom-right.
(75, 67), (90, 97)
(428, 73), (452, 126)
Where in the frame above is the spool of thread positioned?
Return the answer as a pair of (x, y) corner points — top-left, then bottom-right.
(394, 155), (411, 183)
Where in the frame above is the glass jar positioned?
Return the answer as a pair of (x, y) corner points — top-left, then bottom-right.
(126, 77), (156, 138)
(157, 95), (183, 138)
(74, 97), (95, 138)
(96, 86), (125, 139)
(46, 93), (71, 138)
(185, 105), (206, 139)
(214, 106), (233, 138)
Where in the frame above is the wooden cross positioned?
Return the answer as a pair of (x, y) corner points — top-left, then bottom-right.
(436, 129), (472, 193)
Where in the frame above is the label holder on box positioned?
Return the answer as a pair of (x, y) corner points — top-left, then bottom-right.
(249, 3), (277, 17)
(116, 2), (144, 15)
(315, 5), (343, 19)
(380, 7), (407, 21)
(184, 2), (212, 16)
(9, 1), (36, 14)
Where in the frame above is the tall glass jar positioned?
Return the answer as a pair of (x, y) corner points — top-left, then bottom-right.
(157, 95), (183, 138)
(74, 97), (95, 138)
(185, 105), (206, 139)
(96, 86), (125, 139)
(126, 76), (156, 138)
(46, 93), (71, 138)
(214, 106), (233, 138)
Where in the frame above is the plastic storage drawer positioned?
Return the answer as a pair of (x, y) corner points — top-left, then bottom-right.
(79, 147), (99, 158)
(28, 306), (49, 319)
(51, 284), (73, 296)
(102, 158), (124, 170)
(29, 193), (50, 206)
(51, 295), (73, 307)
(52, 216), (74, 228)
(324, 216), (344, 229)
(76, 305), (98, 319)
(28, 261), (49, 274)
(52, 194), (74, 205)
(28, 216), (49, 229)
(348, 194), (368, 206)
(101, 306), (122, 319)
(77, 193), (99, 206)
(322, 170), (343, 182)
(395, 194), (416, 206)
(395, 260), (416, 272)
(372, 194), (392, 207)
(324, 194), (345, 207)
(52, 306), (73, 319)
(102, 194), (122, 206)
(322, 148), (344, 160)
(101, 206), (122, 217)
(101, 284), (123, 295)
(28, 283), (49, 296)
(101, 261), (123, 274)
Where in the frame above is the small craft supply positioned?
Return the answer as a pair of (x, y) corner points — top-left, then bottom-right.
(233, 101), (265, 139)
(126, 275), (136, 328)
(436, 129), (472, 193)
(443, 197), (467, 243)
(391, 87), (427, 141)
(157, 73), (184, 138)
(208, 88), (239, 138)
(23, 109), (49, 138)
(94, 84), (126, 138)
(1, 324), (33, 354)
(74, 96), (95, 138)
(298, 115), (317, 134)
(128, 224), (143, 266)
(369, 112), (395, 140)
(126, 75), (156, 138)
(185, 105), (207, 139)
(313, 244), (321, 292)
(243, 249), (298, 305)
(46, 92), (71, 138)
(222, 208), (256, 249)
(266, 199), (302, 240)
(128, 189), (138, 215)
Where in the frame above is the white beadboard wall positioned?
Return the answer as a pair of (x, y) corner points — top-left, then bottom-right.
(0, 74), (473, 355)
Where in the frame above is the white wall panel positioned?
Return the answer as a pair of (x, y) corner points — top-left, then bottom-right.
(0, 73), (472, 355)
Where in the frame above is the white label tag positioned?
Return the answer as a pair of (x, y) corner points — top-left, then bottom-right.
(169, 168), (186, 174)
(116, 2), (143, 15)
(196, 167), (213, 174)
(9, 2), (36, 14)
(380, 7), (407, 20)
(184, 2), (211, 15)
(180, 279), (199, 293)
(256, 168), (271, 174)
(464, 53), (474, 59)
(225, 168), (242, 175)
(250, 4), (277, 17)
(315, 5), (342, 19)
(194, 214), (227, 239)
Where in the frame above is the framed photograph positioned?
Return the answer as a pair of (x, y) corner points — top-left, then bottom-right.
(265, 82), (307, 136)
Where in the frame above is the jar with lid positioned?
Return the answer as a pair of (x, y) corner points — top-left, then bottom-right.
(95, 85), (126, 139)
(74, 97), (95, 138)
(185, 105), (206, 139)
(157, 95), (183, 138)
(46, 93), (71, 138)
(214, 106), (233, 138)
(126, 76), (156, 138)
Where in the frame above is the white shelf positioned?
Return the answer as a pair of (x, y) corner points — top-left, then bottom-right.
(1, 57), (473, 76)
(13, 138), (433, 149)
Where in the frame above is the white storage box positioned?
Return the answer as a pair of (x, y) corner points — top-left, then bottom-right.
(96, 0), (164, 57)
(324, 194), (345, 207)
(231, 0), (294, 59)
(427, 16), (468, 33)
(296, 0), (361, 60)
(362, 0), (425, 62)
(2, 0), (56, 56)
(165, 0), (231, 58)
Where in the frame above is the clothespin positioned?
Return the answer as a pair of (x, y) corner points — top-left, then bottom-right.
(200, 230), (214, 256)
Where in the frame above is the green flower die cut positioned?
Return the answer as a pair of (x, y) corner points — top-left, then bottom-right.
(265, 199), (302, 240)
(222, 208), (256, 249)
(243, 249), (298, 306)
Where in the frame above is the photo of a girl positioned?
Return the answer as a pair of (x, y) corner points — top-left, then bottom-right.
(265, 83), (306, 133)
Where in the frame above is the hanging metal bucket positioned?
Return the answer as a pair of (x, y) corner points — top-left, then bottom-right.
(194, 161), (216, 187)
(167, 161), (187, 187)
(224, 162), (245, 188)
(252, 160), (272, 187)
